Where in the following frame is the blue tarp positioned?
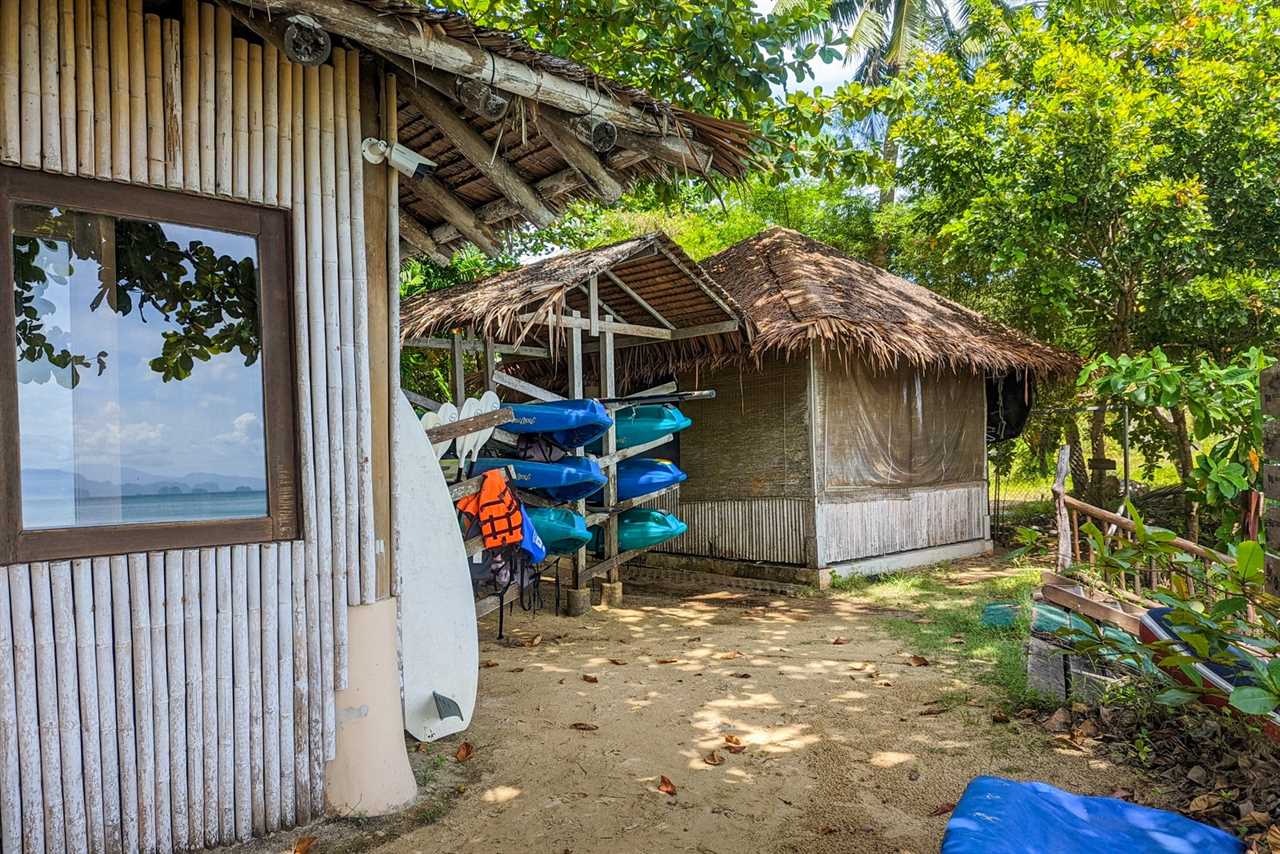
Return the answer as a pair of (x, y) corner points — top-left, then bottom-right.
(942, 777), (1243, 854)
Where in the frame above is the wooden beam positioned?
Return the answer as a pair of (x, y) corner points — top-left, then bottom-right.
(411, 174), (501, 257)
(596, 434), (672, 470)
(584, 483), (680, 526)
(535, 107), (623, 203)
(1040, 584), (1143, 636)
(402, 388), (441, 412)
(516, 312), (673, 341)
(429, 149), (647, 247)
(450, 330), (466, 404)
(389, 65), (557, 228)
(398, 213), (450, 265)
(403, 336), (550, 359)
(614, 126), (713, 174)
(654, 242), (738, 320)
(602, 269), (674, 330)
(587, 276), (599, 337)
(234, 0), (682, 134)
(491, 370), (562, 402)
(424, 408), (512, 444)
(583, 319), (738, 354)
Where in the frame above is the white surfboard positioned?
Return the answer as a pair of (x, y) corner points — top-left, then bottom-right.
(396, 391), (479, 742)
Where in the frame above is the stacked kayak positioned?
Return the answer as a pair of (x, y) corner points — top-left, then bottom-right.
(616, 458), (687, 502)
(527, 506), (592, 555)
(470, 456), (606, 502)
(504, 399), (613, 448)
(590, 508), (687, 554)
(598, 404), (692, 451)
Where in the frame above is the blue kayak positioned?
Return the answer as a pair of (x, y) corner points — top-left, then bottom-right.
(503, 399), (613, 448)
(526, 507), (592, 555)
(943, 776), (1243, 854)
(470, 457), (606, 502)
(590, 508), (687, 553)
(615, 458), (687, 501)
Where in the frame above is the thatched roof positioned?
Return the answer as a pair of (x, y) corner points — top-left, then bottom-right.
(400, 233), (747, 386)
(702, 227), (1078, 376)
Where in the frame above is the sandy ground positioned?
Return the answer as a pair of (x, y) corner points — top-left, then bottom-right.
(364, 580), (1136, 854)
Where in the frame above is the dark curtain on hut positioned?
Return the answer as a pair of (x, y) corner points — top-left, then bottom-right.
(822, 361), (985, 489)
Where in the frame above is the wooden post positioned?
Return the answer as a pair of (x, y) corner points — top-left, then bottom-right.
(127, 0), (144, 179)
(21, 0), (43, 169)
(1263, 365), (1280, 595)
(181, 0), (199, 191)
(566, 311), (591, 616)
(162, 18), (183, 189)
(144, 13), (163, 185)
(0, 0), (19, 164)
(450, 329), (466, 405)
(214, 4), (231, 195)
(483, 338), (497, 392)
(91, 0), (108, 177)
(40, 0), (61, 172)
(248, 42), (264, 203)
(600, 316), (622, 604)
(1053, 445), (1071, 574)
(199, 2), (215, 193)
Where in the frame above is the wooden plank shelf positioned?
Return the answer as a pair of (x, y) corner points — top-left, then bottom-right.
(424, 408), (513, 444)
(585, 484), (679, 526)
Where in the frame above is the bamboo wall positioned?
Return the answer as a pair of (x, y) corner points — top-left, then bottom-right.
(0, 1), (384, 850)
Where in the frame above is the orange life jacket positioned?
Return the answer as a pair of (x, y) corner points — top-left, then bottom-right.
(455, 469), (524, 549)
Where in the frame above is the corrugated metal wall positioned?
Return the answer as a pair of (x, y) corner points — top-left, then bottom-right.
(650, 489), (812, 566)
(814, 484), (989, 565)
(0, 1), (379, 849)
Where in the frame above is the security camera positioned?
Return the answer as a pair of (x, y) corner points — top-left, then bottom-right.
(361, 138), (436, 181)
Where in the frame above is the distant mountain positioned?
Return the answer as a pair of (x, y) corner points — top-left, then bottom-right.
(22, 465), (266, 498)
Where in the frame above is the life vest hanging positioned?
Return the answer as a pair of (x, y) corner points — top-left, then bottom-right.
(455, 469), (524, 550)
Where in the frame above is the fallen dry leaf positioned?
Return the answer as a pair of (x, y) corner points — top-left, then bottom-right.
(724, 734), (743, 745)
(832, 637), (850, 646)
(658, 775), (677, 796)
(928, 803), (956, 817)
(918, 707), (946, 717)
(525, 634), (543, 648)
(1268, 826), (1280, 849)
(480, 660), (499, 668)
(717, 650), (744, 660)
(608, 659), (627, 666)
(703, 751), (724, 766)
(292, 837), (319, 854)
(570, 722), (599, 732)
(1189, 794), (1221, 813)
(875, 680), (894, 687)
(729, 672), (751, 679)
(509, 667), (525, 673)
(991, 711), (1010, 724)
(656, 658), (679, 664)
(582, 674), (599, 684)
(818, 825), (838, 835)
(908, 655), (930, 667)
(454, 742), (474, 763)
(1244, 811), (1271, 827)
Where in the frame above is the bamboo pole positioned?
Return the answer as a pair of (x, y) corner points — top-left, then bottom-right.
(263, 44), (277, 205)
(108, 0), (126, 178)
(110, 556), (139, 854)
(260, 544), (281, 833)
(40, 0), (61, 171)
(231, 545), (251, 842)
(73, 0), (92, 172)
(50, 562), (88, 851)
(146, 552), (172, 854)
(248, 547), (267, 836)
(20, 0), (42, 167)
(92, 558), (122, 853)
(162, 19), (183, 190)
(91, 0), (108, 177)
(70, 560), (104, 854)
(127, 0), (145, 180)
(0, 570), (22, 854)
(1, 0), (19, 163)
(248, 42), (263, 203)
(214, 4), (231, 195)
(182, 550), (204, 847)
(10, 565), (45, 854)
(58, 0), (75, 171)
(31, 563), (67, 853)
(347, 49), (376, 604)
(199, 548), (218, 847)
(215, 546), (233, 844)
(276, 541), (295, 829)
(289, 62), (313, 824)
(332, 47), (355, 680)
(181, 0), (199, 191)
(127, 555), (156, 854)
(144, 14), (164, 185)
(232, 37), (248, 198)
(277, 56), (291, 208)
(199, 1), (214, 193)
(386, 71), (402, 597)
(304, 62), (329, 790)
(164, 551), (188, 851)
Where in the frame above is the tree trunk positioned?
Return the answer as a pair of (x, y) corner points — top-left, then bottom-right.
(870, 130), (898, 269)
(1066, 418), (1089, 497)
(1169, 405), (1199, 542)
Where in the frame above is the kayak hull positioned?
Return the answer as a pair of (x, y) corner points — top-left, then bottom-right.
(615, 458), (688, 502)
(527, 506), (592, 555)
(613, 405), (692, 450)
(591, 508), (687, 553)
(471, 457), (606, 502)
(504, 399), (614, 448)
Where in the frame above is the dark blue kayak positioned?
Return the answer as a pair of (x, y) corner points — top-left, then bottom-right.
(470, 457), (606, 502)
(943, 776), (1242, 854)
(615, 458), (687, 501)
(503, 399), (614, 448)
(590, 508), (687, 553)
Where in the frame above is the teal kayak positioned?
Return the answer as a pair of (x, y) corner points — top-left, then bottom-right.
(527, 506), (592, 555)
(596, 404), (692, 451)
(590, 508), (687, 553)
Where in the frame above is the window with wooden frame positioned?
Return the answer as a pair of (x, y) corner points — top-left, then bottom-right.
(0, 166), (299, 563)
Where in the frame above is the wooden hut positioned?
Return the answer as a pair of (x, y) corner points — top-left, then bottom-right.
(0, 2), (749, 850)
(644, 227), (1077, 582)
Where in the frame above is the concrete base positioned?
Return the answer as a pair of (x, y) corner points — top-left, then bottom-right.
(641, 551), (830, 588)
(599, 581), (623, 608)
(828, 539), (993, 579)
(325, 598), (418, 816)
(564, 587), (592, 616)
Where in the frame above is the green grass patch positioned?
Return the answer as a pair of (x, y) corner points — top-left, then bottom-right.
(834, 563), (1055, 709)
